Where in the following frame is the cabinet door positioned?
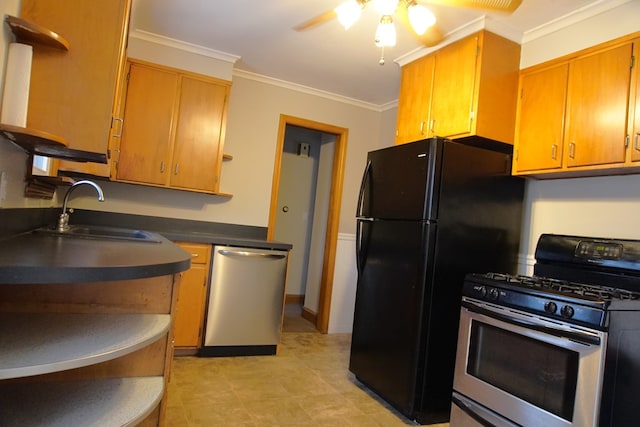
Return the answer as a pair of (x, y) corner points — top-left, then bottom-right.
(513, 63), (568, 172)
(564, 43), (632, 167)
(631, 39), (640, 162)
(21, 0), (131, 177)
(395, 55), (434, 145)
(430, 34), (478, 138)
(170, 76), (229, 192)
(116, 63), (178, 185)
(174, 243), (211, 348)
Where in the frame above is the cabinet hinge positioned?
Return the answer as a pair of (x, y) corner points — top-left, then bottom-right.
(632, 54), (636, 70)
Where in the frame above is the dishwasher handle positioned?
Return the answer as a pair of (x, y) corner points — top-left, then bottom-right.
(218, 249), (286, 260)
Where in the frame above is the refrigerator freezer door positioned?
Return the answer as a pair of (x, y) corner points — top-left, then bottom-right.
(358, 138), (443, 221)
(350, 218), (436, 416)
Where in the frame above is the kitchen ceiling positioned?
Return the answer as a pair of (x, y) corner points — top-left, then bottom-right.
(130, 0), (610, 106)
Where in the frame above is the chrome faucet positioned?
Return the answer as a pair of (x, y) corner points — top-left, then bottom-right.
(57, 180), (105, 231)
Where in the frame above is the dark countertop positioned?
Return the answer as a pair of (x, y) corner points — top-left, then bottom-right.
(0, 208), (292, 285)
(0, 230), (191, 285)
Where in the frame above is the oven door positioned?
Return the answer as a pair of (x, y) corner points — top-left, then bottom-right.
(453, 298), (607, 427)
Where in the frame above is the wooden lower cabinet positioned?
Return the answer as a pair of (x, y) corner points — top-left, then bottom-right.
(173, 242), (211, 349)
(0, 274), (180, 426)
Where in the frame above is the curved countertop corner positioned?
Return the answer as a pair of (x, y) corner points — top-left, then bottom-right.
(0, 230), (191, 285)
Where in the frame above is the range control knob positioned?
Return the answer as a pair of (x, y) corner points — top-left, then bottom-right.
(478, 286), (487, 298)
(544, 301), (558, 314)
(560, 305), (575, 319)
(488, 288), (500, 301)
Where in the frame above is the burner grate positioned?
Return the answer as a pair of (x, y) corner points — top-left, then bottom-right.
(481, 272), (640, 303)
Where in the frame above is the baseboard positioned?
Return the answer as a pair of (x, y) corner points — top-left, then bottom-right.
(174, 347), (199, 357)
(285, 294), (304, 305)
(301, 306), (317, 325)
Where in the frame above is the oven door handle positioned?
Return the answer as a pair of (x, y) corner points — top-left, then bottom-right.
(462, 300), (601, 346)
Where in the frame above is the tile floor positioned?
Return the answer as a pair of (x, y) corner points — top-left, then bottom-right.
(165, 305), (450, 426)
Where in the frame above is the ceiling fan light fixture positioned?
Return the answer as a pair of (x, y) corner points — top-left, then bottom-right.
(334, 0), (363, 30)
(375, 15), (396, 47)
(408, 4), (435, 35)
(373, 0), (399, 15)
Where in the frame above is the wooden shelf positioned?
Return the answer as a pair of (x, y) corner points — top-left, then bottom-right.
(5, 15), (69, 50)
(0, 312), (170, 379)
(0, 377), (163, 427)
(0, 124), (107, 163)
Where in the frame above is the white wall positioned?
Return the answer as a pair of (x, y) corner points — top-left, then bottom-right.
(518, 0), (640, 272)
(69, 37), (390, 233)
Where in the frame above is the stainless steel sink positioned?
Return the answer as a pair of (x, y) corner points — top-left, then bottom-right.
(34, 225), (162, 243)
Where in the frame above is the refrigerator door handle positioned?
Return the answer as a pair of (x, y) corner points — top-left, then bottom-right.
(356, 160), (372, 218)
(355, 218), (373, 275)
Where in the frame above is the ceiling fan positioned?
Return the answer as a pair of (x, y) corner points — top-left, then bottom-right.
(294, 0), (523, 50)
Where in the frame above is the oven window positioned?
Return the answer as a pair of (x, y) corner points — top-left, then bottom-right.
(468, 321), (579, 421)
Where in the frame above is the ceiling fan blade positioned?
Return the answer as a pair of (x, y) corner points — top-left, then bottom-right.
(294, 9), (337, 31)
(395, 6), (444, 47)
(422, 0), (522, 13)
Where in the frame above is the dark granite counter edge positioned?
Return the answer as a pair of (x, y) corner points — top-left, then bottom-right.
(1, 208), (292, 251)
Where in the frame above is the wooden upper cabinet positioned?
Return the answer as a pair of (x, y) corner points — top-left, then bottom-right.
(396, 31), (520, 145)
(21, 0), (131, 177)
(114, 60), (231, 195)
(395, 54), (434, 145)
(513, 33), (639, 178)
(430, 34), (479, 139)
(564, 42), (632, 168)
(170, 77), (228, 192)
(116, 63), (177, 185)
(513, 63), (568, 173)
(632, 40), (640, 163)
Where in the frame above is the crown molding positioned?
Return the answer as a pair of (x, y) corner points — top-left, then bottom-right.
(232, 69), (391, 112)
(521, 0), (633, 43)
(395, 0), (632, 67)
(129, 29), (240, 64)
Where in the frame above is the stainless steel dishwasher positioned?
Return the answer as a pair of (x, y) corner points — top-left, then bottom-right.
(199, 245), (289, 356)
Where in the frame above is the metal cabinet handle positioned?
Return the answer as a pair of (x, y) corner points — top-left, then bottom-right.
(635, 133), (640, 151)
(219, 249), (286, 260)
(568, 142), (576, 159)
(111, 117), (124, 138)
(160, 161), (165, 173)
(174, 163), (179, 175)
(551, 144), (557, 160)
(419, 121), (425, 135)
(429, 119), (435, 133)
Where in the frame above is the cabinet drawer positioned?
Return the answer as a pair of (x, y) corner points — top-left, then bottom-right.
(176, 243), (211, 265)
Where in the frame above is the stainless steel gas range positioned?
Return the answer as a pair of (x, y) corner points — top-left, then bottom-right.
(451, 234), (640, 427)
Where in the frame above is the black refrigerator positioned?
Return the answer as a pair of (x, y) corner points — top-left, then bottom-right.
(349, 137), (524, 424)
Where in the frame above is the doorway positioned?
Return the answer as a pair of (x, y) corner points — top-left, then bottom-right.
(268, 115), (348, 333)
